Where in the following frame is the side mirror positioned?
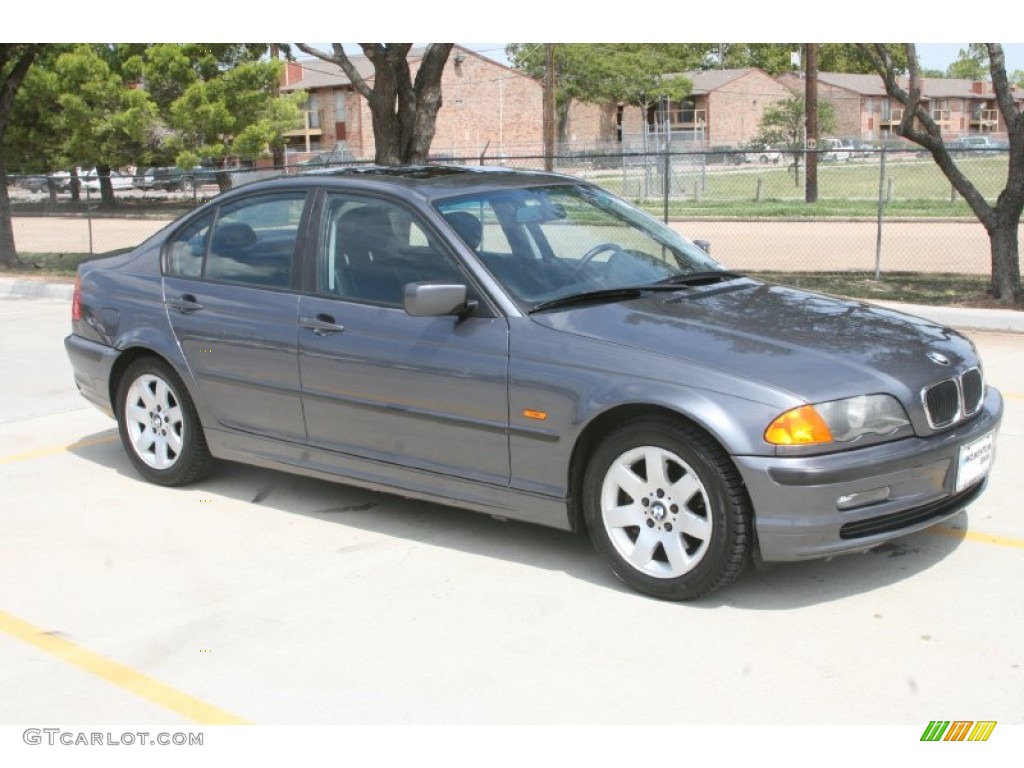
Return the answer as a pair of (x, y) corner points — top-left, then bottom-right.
(693, 239), (711, 255)
(404, 283), (474, 317)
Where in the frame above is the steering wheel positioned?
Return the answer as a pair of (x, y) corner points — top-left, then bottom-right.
(574, 242), (626, 274)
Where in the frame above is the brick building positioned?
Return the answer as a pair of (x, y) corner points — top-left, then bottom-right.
(611, 69), (793, 150)
(777, 71), (1023, 141)
(280, 45), (546, 161)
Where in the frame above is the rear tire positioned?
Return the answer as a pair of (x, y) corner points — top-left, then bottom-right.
(116, 358), (212, 486)
(582, 417), (751, 600)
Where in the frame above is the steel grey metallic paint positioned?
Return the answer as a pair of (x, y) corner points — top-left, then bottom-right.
(64, 167), (1003, 575)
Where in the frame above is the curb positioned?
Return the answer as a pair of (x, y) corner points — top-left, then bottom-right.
(0, 277), (75, 301)
(1, 276), (1022, 334)
(871, 300), (1024, 335)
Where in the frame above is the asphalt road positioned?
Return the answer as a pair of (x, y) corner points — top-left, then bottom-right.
(0, 297), (1021, 741)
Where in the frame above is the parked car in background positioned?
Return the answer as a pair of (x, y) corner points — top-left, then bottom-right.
(947, 135), (1009, 156)
(741, 143), (782, 164)
(135, 166), (218, 192)
(821, 138), (852, 162)
(296, 147), (359, 169)
(64, 165), (1002, 601)
(80, 168), (135, 192)
(15, 175), (50, 193)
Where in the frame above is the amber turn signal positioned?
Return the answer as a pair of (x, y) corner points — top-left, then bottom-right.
(764, 405), (834, 445)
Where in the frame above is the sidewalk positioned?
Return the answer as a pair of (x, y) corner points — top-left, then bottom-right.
(1, 274), (1022, 333)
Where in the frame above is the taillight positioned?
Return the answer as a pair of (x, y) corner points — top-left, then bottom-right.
(71, 277), (82, 321)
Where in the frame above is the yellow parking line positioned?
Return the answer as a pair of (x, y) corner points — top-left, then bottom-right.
(930, 526), (1024, 549)
(0, 610), (249, 725)
(0, 433), (118, 465)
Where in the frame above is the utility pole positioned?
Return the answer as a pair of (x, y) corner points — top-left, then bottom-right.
(805, 43), (818, 203)
(543, 44), (556, 172)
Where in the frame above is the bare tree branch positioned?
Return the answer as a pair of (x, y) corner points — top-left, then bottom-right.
(295, 43), (373, 100)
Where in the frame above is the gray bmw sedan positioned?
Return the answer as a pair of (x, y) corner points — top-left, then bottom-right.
(65, 166), (1002, 599)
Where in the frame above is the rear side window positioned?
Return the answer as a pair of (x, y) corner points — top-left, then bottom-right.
(165, 213), (213, 279)
(165, 193), (307, 289)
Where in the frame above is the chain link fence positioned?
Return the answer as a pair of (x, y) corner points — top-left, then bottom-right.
(7, 147), (1017, 279)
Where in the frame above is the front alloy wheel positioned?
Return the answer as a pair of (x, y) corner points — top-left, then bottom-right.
(600, 445), (713, 579)
(583, 418), (751, 600)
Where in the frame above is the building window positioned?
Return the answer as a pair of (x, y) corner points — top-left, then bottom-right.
(334, 90), (347, 122)
(308, 92), (320, 129)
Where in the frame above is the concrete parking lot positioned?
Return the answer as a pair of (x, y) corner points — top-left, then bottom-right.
(0, 295), (1021, 730)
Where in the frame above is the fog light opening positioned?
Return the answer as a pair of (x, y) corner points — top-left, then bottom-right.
(837, 486), (891, 511)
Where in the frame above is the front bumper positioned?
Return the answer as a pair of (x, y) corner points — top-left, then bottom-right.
(736, 386), (1003, 562)
(64, 333), (120, 418)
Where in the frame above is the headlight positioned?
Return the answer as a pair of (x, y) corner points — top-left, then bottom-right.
(765, 394), (910, 446)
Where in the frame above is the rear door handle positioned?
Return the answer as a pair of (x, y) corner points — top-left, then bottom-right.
(166, 294), (204, 313)
(300, 314), (345, 336)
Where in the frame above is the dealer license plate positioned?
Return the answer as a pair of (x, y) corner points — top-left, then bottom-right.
(956, 432), (995, 493)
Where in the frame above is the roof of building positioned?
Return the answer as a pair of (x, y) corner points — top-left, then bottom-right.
(811, 71), (1021, 101)
(662, 68), (775, 94)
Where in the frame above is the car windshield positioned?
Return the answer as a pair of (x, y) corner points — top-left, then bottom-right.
(435, 184), (725, 309)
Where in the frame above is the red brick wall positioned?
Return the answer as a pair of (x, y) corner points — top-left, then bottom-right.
(348, 49), (544, 160)
(704, 71), (793, 146)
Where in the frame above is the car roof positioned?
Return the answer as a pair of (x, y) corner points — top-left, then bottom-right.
(234, 164), (579, 203)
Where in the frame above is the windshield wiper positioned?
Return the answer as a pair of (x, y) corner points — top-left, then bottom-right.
(652, 270), (743, 287)
(528, 273), (744, 314)
(528, 288), (646, 313)
(529, 282), (701, 313)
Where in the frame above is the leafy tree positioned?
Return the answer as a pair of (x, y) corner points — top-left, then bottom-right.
(859, 43), (1022, 305)
(295, 43), (453, 166)
(507, 44), (695, 147)
(51, 45), (161, 206)
(947, 44), (989, 80)
(756, 91), (836, 185)
(124, 44), (303, 190)
(0, 44), (42, 270)
(1011, 70), (1024, 88)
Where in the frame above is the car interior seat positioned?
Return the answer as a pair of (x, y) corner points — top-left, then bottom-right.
(443, 211), (483, 251)
(334, 205), (404, 304)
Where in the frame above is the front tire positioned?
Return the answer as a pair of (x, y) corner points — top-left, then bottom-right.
(583, 417), (751, 600)
(116, 358), (212, 486)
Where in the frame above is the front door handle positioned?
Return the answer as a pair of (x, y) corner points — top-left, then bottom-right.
(166, 294), (204, 313)
(300, 314), (345, 336)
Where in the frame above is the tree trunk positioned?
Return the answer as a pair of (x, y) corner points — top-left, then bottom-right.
(215, 170), (233, 194)
(0, 153), (22, 269)
(97, 164), (116, 207)
(295, 43), (452, 167)
(987, 213), (1022, 305)
(70, 168), (81, 202)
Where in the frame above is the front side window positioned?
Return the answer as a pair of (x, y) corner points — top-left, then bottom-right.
(318, 195), (466, 306)
(435, 184), (723, 308)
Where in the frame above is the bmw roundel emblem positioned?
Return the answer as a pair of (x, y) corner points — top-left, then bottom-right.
(927, 351), (951, 366)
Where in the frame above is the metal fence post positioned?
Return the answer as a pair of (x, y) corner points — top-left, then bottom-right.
(86, 184), (94, 256)
(663, 148), (670, 223)
(874, 145), (887, 279)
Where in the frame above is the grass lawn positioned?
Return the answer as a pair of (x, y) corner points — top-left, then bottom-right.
(747, 271), (1009, 309)
(585, 155), (1009, 218)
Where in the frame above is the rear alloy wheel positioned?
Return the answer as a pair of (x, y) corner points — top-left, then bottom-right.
(583, 418), (751, 600)
(116, 358), (211, 486)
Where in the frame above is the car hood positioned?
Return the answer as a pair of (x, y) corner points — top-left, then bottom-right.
(529, 279), (978, 405)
